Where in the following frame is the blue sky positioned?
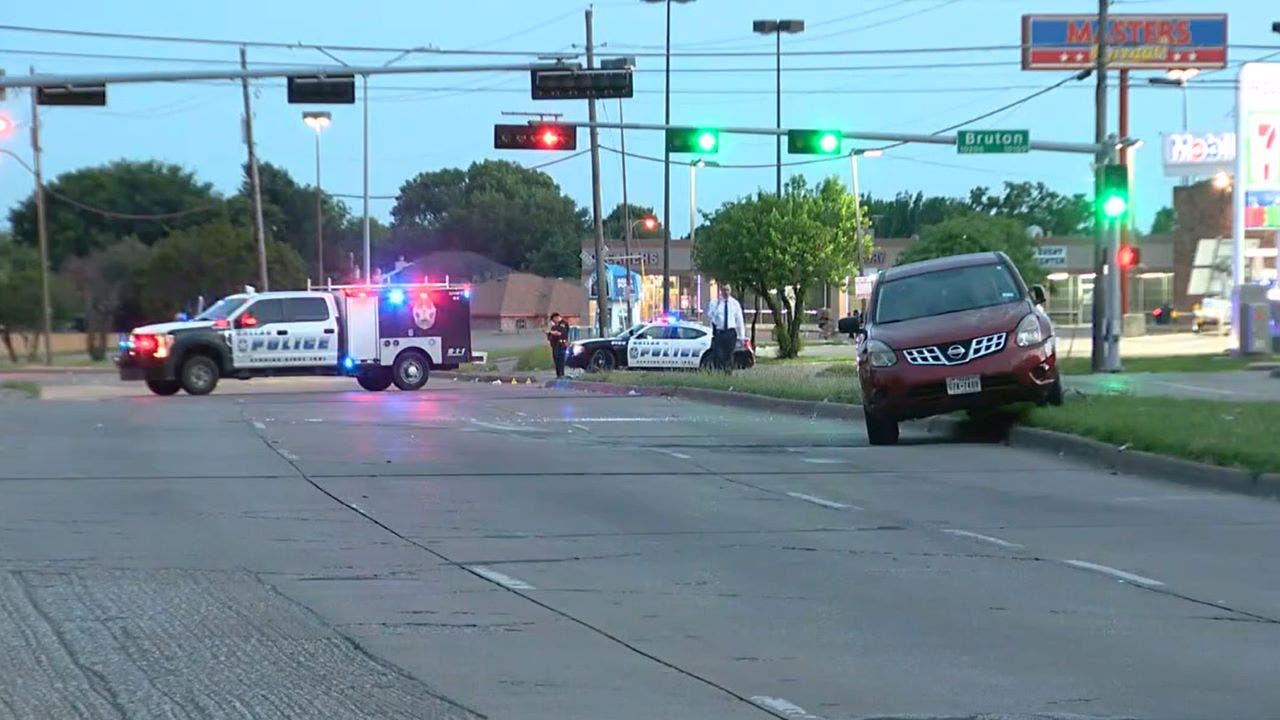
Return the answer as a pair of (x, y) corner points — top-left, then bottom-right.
(0, 0), (1273, 238)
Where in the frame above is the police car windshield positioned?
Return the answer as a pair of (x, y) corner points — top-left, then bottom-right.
(875, 263), (1021, 324)
(195, 297), (248, 321)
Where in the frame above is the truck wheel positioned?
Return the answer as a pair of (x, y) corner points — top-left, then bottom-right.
(356, 369), (392, 391)
(179, 355), (219, 396)
(864, 411), (899, 446)
(392, 351), (429, 391)
(588, 349), (615, 373)
(145, 379), (181, 396)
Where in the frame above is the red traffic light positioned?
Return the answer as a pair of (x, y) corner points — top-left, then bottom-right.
(0, 113), (14, 138)
(1117, 244), (1140, 270)
(642, 216), (657, 231)
(538, 127), (564, 148)
(493, 122), (578, 151)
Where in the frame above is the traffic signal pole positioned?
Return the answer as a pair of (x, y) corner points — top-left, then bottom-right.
(240, 47), (269, 291)
(1119, 68), (1131, 318)
(585, 9), (609, 338)
(1091, 0), (1111, 373)
(28, 70), (53, 366)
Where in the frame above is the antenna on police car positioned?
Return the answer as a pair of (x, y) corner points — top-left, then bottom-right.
(244, 285), (257, 294)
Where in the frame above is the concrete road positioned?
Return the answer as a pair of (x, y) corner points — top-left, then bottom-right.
(2, 379), (1279, 719)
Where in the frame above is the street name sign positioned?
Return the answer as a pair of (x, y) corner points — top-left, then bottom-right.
(956, 130), (1030, 154)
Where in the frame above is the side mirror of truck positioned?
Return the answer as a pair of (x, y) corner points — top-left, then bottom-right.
(235, 313), (259, 329)
(837, 316), (861, 336)
(1030, 285), (1047, 306)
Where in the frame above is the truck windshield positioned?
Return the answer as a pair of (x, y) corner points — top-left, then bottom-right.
(875, 263), (1021, 324)
(195, 297), (248, 321)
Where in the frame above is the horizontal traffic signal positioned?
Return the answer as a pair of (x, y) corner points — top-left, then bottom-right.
(287, 75), (356, 104)
(666, 127), (719, 154)
(1097, 163), (1129, 220)
(493, 123), (578, 151)
(0, 113), (13, 138)
(37, 84), (106, 106)
(788, 129), (842, 155)
(531, 68), (633, 100)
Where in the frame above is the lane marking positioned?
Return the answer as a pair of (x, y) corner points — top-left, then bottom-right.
(553, 417), (672, 423)
(802, 458), (845, 465)
(279, 450), (300, 462)
(1149, 379), (1237, 397)
(786, 492), (857, 510)
(572, 423), (590, 432)
(942, 529), (1024, 549)
(469, 419), (526, 432)
(1063, 559), (1164, 587)
(667, 451), (692, 460)
(750, 696), (823, 719)
(305, 418), (324, 423)
(252, 421), (266, 430)
(468, 566), (535, 590)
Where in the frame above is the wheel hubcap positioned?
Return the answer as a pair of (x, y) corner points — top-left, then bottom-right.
(191, 366), (212, 387)
(402, 362), (422, 382)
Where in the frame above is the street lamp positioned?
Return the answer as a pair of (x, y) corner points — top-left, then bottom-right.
(690, 159), (718, 320)
(753, 19), (805, 194)
(1149, 69), (1196, 187)
(643, 0), (695, 315)
(622, 215), (659, 327)
(302, 111), (331, 285)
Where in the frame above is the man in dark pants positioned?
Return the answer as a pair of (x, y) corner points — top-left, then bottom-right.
(705, 282), (745, 374)
(547, 312), (570, 379)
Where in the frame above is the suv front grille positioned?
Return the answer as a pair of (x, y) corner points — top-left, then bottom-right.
(903, 332), (1007, 366)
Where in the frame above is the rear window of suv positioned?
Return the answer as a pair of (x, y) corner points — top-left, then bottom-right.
(875, 262), (1021, 324)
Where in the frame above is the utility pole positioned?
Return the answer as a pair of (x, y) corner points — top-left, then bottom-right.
(29, 71), (52, 366)
(1090, 0), (1110, 372)
(362, 74), (371, 282)
(586, 9), (609, 338)
(661, 0), (673, 315)
(240, 47), (269, 290)
(619, 98), (634, 327)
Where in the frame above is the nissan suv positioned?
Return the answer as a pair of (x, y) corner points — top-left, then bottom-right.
(839, 251), (1062, 445)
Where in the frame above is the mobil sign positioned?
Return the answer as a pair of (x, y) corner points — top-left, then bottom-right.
(1162, 132), (1236, 177)
(1022, 14), (1227, 70)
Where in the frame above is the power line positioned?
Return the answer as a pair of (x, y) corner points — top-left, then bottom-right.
(790, 0), (964, 46)
(600, 144), (843, 170)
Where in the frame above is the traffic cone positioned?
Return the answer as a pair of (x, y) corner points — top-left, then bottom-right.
(510, 377), (518, 385)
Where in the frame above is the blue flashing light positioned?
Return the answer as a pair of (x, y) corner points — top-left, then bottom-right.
(387, 288), (406, 306)
(342, 356), (356, 371)
(462, 288), (473, 299)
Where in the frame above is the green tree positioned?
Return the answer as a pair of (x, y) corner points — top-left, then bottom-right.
(140, 218), (306, 318)
(696, 176), (870, 359)
(0, 243), (46, 361)
(862, 191), (970, 238)
(233, 161), (351, 279)
(60, 239), (152, 360)
(966, 181), (1092, 236)
(1150, 206), (1176, 234)
(896, 214), (1045, 285)
(389, 160), (588, 277)
(8, 160), (225, 268)
(602, 202), (663, 240)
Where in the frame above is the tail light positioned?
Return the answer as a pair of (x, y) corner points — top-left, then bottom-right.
(129, 334), (174, 358)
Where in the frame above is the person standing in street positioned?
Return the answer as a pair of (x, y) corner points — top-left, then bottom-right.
(705, 282), (745, 373)
(547, 312), (570, 379)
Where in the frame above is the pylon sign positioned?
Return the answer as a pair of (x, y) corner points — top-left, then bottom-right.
(1237, 63), (1280, 230)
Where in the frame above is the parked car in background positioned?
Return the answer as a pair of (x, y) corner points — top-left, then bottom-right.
(1192, 296), (1231, 335)
(839, 252), (1062, 445)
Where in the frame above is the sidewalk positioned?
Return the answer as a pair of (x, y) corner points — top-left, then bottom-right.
(1066, 369), (1280, 402)
(758, 330), (1233, 361)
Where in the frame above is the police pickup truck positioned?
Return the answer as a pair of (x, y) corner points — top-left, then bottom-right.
(116, 282), (473, 395)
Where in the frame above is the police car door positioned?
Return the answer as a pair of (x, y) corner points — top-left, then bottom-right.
(230, 298), (285, 369)
(281, 297), (339, 367)
(628, 325), (667, 369)
(674, 325), (711, 368)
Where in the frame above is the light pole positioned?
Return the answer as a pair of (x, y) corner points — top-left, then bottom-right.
(643, 0), (695, 315)
(848, 148), (882, 312)
(1149, 70), (1195, 188)
(302, 111), (331, 285)
(690, 159), (717, 321)
(753, 19), (805, 194)
(625, 216), (658, 325)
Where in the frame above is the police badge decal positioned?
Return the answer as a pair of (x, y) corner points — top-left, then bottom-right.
(412, 293), (437, 331)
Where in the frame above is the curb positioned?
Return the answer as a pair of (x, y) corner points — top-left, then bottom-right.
(0, 366), (116, 375)
(436, 371), (544, 385)
(554, 379), (1279, 500)
(552, 379), (866, 421)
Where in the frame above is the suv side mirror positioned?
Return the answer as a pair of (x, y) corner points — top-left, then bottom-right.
(1030, 284), (1047, 306)
(837, 316), (862, 336)
(235, 313), (259, 329)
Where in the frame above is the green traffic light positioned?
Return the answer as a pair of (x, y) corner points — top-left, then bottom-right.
(818, 132), (840, 153)
(667, 127), (720, 154)
(786, 129), (842, 155)
(1102, 194), (1127, 219)
(696, 130), (718, 152)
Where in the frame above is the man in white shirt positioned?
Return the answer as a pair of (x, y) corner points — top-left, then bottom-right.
(705, 282), (746, 373)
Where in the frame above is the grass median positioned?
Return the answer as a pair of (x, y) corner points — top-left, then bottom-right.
(1023, 395), (1280, 474)
(581, 363), (861, 404)
(1056, 353), (1258, 375)
(0, 380), (41, 399)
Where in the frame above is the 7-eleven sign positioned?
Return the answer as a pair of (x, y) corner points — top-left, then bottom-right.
(1246, 113), (1280, 189)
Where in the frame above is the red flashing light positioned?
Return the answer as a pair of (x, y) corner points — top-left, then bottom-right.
(133, 335), (157, 354)
(0, 114), (13, 138)
(538, 128), (563, 148)
(1117, 244), (1140, 271)
(1152, 307), (1164, 317)
(240, 314), (259, 327)
(642, 216), (657, 231)
(213, 318), (230, 329)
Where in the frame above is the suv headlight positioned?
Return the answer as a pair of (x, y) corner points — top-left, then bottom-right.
(1015, 312), (1044, 347)
(864, 339), (897, 367)
(572, 343), (585, 355)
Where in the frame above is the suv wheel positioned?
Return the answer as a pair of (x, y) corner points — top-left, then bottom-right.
(180, 355), (219, 396)
(392, 351), (429, 391)
(356, 369), (393, 392)
(145, 379), (181, 396)
(864, 411), (899, 446)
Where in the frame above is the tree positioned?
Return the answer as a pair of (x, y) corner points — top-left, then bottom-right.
(0, 243), (42, 362)
(1150, 206), (1176, 234)
(234, 161), (350, 279)
(696, 176), (871, 358)
(389, 160), (588, 277)
(966, 181), (1092, 236)
(8, 160), (225, 268)
(140, 218), (307, 318)
(896, 214), (1046, 285)
(602, 202), (663, 240)
(862, 191), (969, 238)
(60, 239), (153, 360)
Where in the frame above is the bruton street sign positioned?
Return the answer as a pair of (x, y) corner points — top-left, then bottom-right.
(956, 129), (1030, 154)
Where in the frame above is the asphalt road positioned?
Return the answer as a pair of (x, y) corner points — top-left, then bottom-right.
(2, 378), (1279, 719)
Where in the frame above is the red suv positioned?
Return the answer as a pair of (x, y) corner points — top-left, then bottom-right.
(839, 251), (1062, 445)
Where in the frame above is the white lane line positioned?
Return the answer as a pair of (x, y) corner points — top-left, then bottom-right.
(801, 458), (845, 465)
(786, 492), (858, 510)
(666, 451), (692, 460)
(469, 419), (526, 432)
(468, 566), (536, 590)
(554, 417), (672, 422)
(572, 423), (591, 432)
(304, 418), (324, 423)
(279, 450), (300, 462)
(942, 529), (1024, 549)
(252, 421), (266, 430)
(1063, 559), (1164, 587)
(750, 696), (823, 719)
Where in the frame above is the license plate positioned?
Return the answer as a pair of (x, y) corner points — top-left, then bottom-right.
(946, 375), (982, 395)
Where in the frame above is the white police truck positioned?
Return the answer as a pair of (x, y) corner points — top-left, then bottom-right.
(116, 282), (474, 395)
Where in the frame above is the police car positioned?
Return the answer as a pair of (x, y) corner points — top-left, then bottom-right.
(566, 318), (755, 373)
(116, 282), (474, 395)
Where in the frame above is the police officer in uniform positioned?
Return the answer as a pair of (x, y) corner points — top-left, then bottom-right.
(547, 312), (570, 378)
(705, 282), (745, 373)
